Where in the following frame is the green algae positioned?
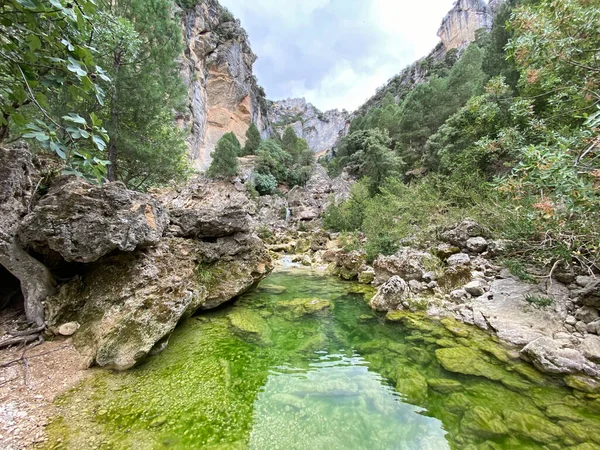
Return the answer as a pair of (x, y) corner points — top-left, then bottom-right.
(42, 272), (600, 450)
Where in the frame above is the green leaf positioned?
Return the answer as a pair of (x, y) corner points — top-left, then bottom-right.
(66, 58), (87, 77)
(62, 113), (87, 125)
(92, 134), (107, 151)
(27, 34), (41, 52)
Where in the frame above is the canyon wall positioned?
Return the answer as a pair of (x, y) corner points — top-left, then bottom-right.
(437, 0), (493, 51)
(269, 98), (350, 155)
(177, 0), (270, 170)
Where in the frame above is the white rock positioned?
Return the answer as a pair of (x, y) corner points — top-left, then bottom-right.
(466, 237), (488, 253)
(580, 335), (600, 362)
(447, 253), (470, 267)
(464, 280), (486, 297)
(57, 322), (80, 336)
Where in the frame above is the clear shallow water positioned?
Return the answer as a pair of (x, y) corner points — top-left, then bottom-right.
(44, 272), (600, 450)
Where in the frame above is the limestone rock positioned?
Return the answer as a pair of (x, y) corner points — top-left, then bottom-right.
(438, 0), (494, 51)
(268, 98), (350, 155)
(447, 253), (471, 267)
(521, 337), (600, 378)
(45, 235), (272, 370)
(373, 248), (438, 285)
(466, 237), (488, 253)
(435, 347), (506, 381)
(434, 243), (460, 260)
(19, 177), (168, 263)
(580, 336), (600, 363)
(502, 410), (563, 444)
(370, 276), (411, 312)
(160, 177), (251, 238)
(0, 145), (56, 325)
(228, 309), (272, 345)
(358, 268), (375, 284)
(57, 321), (80, 337)
(440, 219), (490, 248)
(460, 406), (508, 438)
(579, 280), (600, 308)
(575, 306), (599, 324)
(276, 297), (332, 319)
(464, 280), (486, 297)
(332, 250), (366, 280)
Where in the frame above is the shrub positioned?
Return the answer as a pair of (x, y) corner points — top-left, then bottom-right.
(253, 172), (278, 195)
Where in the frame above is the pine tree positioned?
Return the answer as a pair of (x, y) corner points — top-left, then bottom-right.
(282, 127), (300, 161)
(242, 123), (261, 155)
(207, 136), (239, 178)
(222, 132), (241, 155)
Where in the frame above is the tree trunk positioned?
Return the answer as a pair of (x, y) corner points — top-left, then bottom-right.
(0, 238), (55, 326)
(107, 50), (122, 182)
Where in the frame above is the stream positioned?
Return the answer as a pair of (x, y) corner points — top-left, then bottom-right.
(44, 271), (600, 449)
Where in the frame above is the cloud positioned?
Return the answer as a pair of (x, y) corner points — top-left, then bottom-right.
(220, 0), (457, 111)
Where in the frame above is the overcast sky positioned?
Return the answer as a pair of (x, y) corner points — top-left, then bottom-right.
(220, 0), (457, 112)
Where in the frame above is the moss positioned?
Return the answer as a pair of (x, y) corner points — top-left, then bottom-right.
(435, 347), (507, 381)
(228, 309), (272, 345)
(565, 375), (600, 394)
(460, 406), (509, 438)
(427, 378), (463, 393)
(276, 297), (332, 319)
(503, 410), (563, 444)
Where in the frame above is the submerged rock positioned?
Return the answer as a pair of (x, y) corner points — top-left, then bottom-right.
(435, 347), (507, 381)
(427, 378), (463, 393)
(276, 297), (332, 318)
(228, 309), (272, 345)
(19, 177), (168, 263)
(460, 406), (508, 438)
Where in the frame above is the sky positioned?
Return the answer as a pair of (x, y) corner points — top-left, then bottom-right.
(220, 0), (457, 112)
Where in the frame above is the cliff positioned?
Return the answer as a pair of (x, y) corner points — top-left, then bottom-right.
(269, 98), (350, 155)
(177, 1), (270, 170)
(437, 0), (492, 50)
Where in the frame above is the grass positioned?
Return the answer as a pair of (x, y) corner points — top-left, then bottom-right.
(525, 294), (553, 309)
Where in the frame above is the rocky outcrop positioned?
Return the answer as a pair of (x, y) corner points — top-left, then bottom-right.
(160, 177), (252, 238)
(19, 178), (169, 263)
(47, 234), (271, 370)
(0, 145), (55, 325)
(269, 98), (349, 155)
(178, 0), (270, 170)
(437, 0), (493, 51)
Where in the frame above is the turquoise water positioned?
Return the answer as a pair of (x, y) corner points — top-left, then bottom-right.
(44, 271), (600, 449)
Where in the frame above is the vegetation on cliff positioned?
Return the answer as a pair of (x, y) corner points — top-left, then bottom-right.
(324, 0), (600, 271)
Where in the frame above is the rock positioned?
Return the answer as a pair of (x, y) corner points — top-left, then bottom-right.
(435, 347), (507, 381)
(426, 378), (463, 393)
(0, 145), (55, 325)
(503, 410), (563, 444)
(576, 321), (588, 333)
(333, 250), (366, 280)
(357, 268), (375, 284)
(396, 366), (428, 404)
(576, 276), (598, 288)
(447, 253), (471, 267)
(369, 276), (411, 312)
(566, 315), (578, 326)
(564, 375), (600, 394)
(257, 284), (287, 295)
(434, 243), (460, 260)
(408, 280), (425, 292)
(46, 235), (272, 370)
(576, 306), (599, 324)
(460, 406), (509, 438)
(521, 337), (600, 378)
(580, 280), (600, 308)
(464, 280), (486, 297)
(160, 178), (251, 238)
(228, 309), (271, 345)
(373, 248), (439, 285)
(466, 237), (488, 253)
(450, 289), (469, 302)
(301, 255), (312, 266)
(440, 219), (490, 248)
(580, 336), (600, 363)
(57, 322), (80, 337)
(587, 320), (600, 335)
(19, 177), (168, 263)
(276, 297), (332, 318)
(471, 278), (568, 346)
(487, 239), (511, 257)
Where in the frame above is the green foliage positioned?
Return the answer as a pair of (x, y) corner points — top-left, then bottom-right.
(253, 172), (278, 195)
(256, 139), (293, 181)
(0, 0), (110, 179)
(525, 294), (553, 309)
(222, 132), (241, 155)
(242, 123), (261, 156)
(282, 126), (300, 159)
(207, 135), (238, 178)
(256, 225), (274, 241)
(502, 259), (535, 282)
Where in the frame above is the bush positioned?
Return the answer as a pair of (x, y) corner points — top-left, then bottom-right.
(253, 172), (278, 195)
(207, 136), (238, 178)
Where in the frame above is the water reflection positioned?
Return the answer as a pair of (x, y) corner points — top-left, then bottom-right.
(250, 352), (450, 450)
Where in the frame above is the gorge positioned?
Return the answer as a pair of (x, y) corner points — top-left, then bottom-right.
(1, 0), (599, 449)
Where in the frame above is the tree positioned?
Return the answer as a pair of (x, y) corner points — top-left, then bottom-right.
(242, 123), (261, 156)
(256, 139), (293, 181)
(92, 0), (188, 185)
(207, 136), (238, 178)
(282, 126), (300, 160)
(221, 131), (241, 155)
(0, 0), (110, 180)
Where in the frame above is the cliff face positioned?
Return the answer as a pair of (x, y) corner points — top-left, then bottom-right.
(178, 1), (270, 170)
(437, 0), (493, 51)
(269, 98), (350, 155)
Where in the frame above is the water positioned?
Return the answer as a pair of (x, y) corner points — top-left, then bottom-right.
(45, 272), (600, 449)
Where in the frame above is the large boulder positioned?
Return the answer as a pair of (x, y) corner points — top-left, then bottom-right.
(370, 276), (411, 312)
(46, 234), (272, 370)
(19, 177), (168, 263)
(373, 248), (438, 285)
(160, 177), (252, 238)
(0, 145), (55, 324)
(332, 250), (366, 280)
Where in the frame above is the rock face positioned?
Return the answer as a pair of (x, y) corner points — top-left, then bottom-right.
(178, 0), (270, 170)
(47, 234), (271, 370)
(437, 0), (493, 51)
(268, 98), (350, 155)
(19, 177), (169, 263)
(0, 145), (55, 325)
